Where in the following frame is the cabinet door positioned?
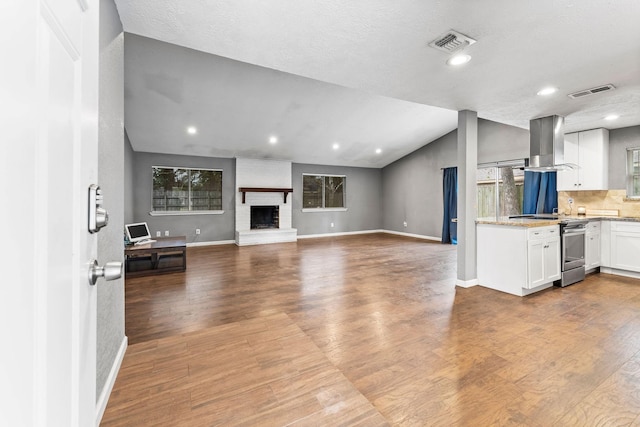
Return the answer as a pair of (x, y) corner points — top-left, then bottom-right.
(578, 129), (608, 190)
(585, 232), (601, 269)
(557, 133), (579, 191)
(600, 221), (611, 267)
(527, 240), (546, 288)
(611, 232), (640, 272)
(544, 237), (561, 281)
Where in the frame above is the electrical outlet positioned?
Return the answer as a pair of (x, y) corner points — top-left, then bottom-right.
(568, 198), (574, 204)
(330, 222), (334, 228)
(164, 230), (169, 236)
(403, 221), (408, 227)
(195, 228), (200, 235)
(156, 231), (161, 237)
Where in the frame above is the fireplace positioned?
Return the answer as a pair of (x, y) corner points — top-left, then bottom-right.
(250, 205), (279, 229)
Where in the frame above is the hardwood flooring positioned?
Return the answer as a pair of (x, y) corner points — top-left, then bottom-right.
(102, 233), (640, 426)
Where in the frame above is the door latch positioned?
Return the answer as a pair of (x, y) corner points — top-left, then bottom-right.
(88, 184), (109, 233)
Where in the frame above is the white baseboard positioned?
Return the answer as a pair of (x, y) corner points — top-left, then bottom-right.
(186, 231), (442, 245)
(381, 229), (442, 242)
(600, 267), (640, 280)
(95, 335), (128, 427)
(296, 229), (443, 242)
(297, 229), (383, 239)
(456, 278), (479, 288)
(187, 240), (235, 247)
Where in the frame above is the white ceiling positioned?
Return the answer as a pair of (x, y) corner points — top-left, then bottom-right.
(115, 0), (640, 168)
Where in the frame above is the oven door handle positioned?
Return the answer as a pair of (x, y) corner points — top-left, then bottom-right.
(563, 229), (586, 235)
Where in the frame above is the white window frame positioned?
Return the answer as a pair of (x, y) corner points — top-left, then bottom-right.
(150, 166), (224, 216)
(626, 147), (640, 200)
(301, 173), (348, 212)
(477, 159), (526, 219)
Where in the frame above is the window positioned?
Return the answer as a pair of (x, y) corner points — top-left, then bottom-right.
(152, 167), (222, 213)
(627, 148), (640, 199)
(302, 174), (346, 209)
(477, 161), (525, 218)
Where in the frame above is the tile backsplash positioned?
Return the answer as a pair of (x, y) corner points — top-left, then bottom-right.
(558, 189), (640, 217)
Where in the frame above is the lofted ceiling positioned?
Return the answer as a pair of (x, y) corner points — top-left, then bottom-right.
(115, 0), (640, 168)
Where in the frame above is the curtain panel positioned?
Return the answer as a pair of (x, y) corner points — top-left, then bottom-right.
(442, 167), (457, 244)
(523, 171), (558, 214)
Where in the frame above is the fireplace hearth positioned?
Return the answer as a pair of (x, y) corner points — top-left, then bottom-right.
(250, 206), (279, 229)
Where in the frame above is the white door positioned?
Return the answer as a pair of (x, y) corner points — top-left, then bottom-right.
(1, 0), (99, 425)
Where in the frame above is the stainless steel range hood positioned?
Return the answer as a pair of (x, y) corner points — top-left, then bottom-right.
(527, 115), (577, 171)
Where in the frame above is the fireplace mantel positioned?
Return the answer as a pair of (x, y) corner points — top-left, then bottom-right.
(239, 187), (293, 204)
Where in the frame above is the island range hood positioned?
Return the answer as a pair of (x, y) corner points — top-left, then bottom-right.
(527, 115), (577, 171)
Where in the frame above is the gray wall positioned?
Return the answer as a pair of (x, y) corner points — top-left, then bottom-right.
(477, 118), (529, 164)
(131, 152), (236, 242)
(382, 119), (529, 239)
(608, 125), (640, 189)
(382, 130), (456, 238)
(97, 0), (125, 399)
(292, 163), (382, 235)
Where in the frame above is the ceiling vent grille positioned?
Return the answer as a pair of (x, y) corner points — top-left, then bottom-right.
(568, 84), (616, 99)
(428, 30), (476, 53)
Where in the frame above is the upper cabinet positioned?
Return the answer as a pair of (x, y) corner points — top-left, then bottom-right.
(557, 128), (609, 191)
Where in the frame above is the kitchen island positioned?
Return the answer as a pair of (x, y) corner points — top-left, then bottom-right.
(477, 215), (640, 296)
(477, 218), (561, 296)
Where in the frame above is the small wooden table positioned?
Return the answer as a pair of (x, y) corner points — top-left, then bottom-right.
(124, 236), (187, 278)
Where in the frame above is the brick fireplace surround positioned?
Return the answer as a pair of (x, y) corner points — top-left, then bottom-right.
(235, 158), (297, 246)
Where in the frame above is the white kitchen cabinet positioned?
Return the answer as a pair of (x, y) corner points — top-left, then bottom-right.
(600, 220), (611, 267)
(557, 129), (609, 191)
(527, 228), (561, 288)
(610, 222), (640, 272)
(477, 223), (560, 296)
(585, 221), (601, 270)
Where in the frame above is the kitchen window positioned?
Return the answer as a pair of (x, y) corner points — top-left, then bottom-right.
(302, 174), (346, 211)
(151, 166), (223, 214)
(477, 160), (525, 218)
(626, 148), (640, 199)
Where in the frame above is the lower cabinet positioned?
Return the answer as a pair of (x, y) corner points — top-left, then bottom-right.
(477, 223), (560, 296)
(610, 222), (640, 272)
(527, 230), (561, 289)
(585, 221), (601, 270)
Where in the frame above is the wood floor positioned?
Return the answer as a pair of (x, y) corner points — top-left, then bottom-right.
(102, 233), (640, 426)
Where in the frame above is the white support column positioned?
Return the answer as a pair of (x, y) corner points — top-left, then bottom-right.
(456, 110), (478, 287)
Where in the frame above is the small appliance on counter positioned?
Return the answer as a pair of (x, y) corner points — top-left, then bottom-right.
(577, 206), (586, 215)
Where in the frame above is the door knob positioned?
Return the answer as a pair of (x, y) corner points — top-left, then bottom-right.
(88, 259), (123, 285)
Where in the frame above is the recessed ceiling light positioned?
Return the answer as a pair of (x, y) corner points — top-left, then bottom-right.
(269, 136), (278, 144)
(537, 87), (557, 96)
(604, 114), (619, 121)
(446, 54), (471, 66)
(332, 143), (340, 150)
(375, 148), (382, 154)
(187, 126), (197, 135)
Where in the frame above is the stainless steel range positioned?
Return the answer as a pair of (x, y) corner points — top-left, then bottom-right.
(556, 219), (588, 287)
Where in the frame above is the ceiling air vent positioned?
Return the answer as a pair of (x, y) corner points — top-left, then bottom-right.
(568, 84), (616, 99)
(428, 30), (476, 53)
